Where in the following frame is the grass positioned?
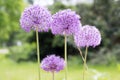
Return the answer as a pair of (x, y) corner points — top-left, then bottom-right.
(0, 55), (120, 80)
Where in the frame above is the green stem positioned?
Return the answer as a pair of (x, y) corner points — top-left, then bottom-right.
(83, 46), (88, 80)
(77, 47), (85, 62)
(52, 71), (55, 80)
(84, 46), (88, 70)
(36, 27), (41, 80)
(83, 62), (85, 80)
(64, 34), (68, 80)
(78, 47), (88, 70)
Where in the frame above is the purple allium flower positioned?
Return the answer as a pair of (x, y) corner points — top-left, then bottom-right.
(51, 9), (81, 35)
(41, 55), (65, 72)
(20, 5), (52, 32)
(74, 25), (101, 47)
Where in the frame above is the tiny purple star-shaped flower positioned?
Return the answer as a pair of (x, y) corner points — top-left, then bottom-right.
(20, 5), (52, 32)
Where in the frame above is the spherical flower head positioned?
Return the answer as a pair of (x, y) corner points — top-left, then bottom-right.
(51, 9), (82, 35)
(74, 25), (101, 47)
(41, 55), (65, 72)
(20, 5), (52, 32)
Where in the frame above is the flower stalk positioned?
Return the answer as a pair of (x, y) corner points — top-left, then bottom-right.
(83, 46), (88, 80)
(64, 34), (68, 80)
(77, 48), (85, 62)
(36, 27), (41, 80)
(78, 48), (88, 70)
(52, 71), (55, 80)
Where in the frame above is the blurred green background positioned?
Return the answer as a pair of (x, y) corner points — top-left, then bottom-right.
(0, 0), (120, 80)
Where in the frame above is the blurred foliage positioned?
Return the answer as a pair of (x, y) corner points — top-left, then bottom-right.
(8, 43), (36, 62)
(68, 55), (83, 67)
(89, 44), (120, 65)
(92, 0), (120, 47)
(0, 0), (25, 42)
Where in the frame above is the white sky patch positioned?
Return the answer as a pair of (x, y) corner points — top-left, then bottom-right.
(34, 0), (54, 6)
(0, 49), (9, 54)
(63, 0), (93, 5)
(33, 0), (93, 6)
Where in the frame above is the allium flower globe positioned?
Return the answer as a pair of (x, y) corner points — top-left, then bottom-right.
(20, 5), (52, 32)
(51, 9), (81, 35)
(74, 25), (101, 47)
(41, 55), (65, 72)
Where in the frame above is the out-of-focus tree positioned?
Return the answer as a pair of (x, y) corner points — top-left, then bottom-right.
(53, 0), (60, 3)
(93, 0), (120, 47)
(28, 0), (33, 4)
(93, 0), (113, 22)
(0, 0), (25, 45)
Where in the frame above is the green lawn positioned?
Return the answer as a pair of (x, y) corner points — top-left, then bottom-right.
(0, 55), (120, 80)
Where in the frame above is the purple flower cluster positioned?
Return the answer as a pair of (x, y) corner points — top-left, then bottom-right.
(74, 25), (101, 47)
(41, 55), (65, 72)
(20, 5), (52, 32)
(51, 9), (81, 35)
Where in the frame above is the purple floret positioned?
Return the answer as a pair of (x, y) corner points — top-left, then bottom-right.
(20, 5), (52, 32)
(51, 9), (82, 35)
(74, 25), (101, 47)
(41, 55), (65, 72)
